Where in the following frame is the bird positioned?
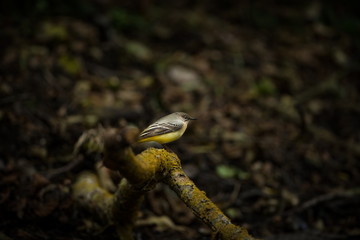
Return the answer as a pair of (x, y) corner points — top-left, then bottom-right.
(137, 112), (196, 144)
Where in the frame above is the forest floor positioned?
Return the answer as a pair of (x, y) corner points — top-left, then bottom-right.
(1, 1), (360, 240)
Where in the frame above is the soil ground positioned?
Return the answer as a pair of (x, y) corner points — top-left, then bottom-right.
(1, 1), (360, 239)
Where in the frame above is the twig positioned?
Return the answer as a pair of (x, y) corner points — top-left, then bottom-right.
(286, 189), (360, 215)
(45, 155), (83, 180)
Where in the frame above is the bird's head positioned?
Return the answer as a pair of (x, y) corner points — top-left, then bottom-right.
(176, 112), (196, 122)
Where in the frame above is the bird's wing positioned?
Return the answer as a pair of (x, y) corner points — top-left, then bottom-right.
(138, 122), (183, 140)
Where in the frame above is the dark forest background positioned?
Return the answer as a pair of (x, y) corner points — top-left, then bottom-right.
(1, 1), (360, 239)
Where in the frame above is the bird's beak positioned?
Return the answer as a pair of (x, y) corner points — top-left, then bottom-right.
(190, 117), (197, 120)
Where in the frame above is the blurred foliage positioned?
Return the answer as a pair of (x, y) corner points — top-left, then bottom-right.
(216, 165), (250, 180)
(110, 8), (149, 32)
(1, 0), (360, 239)
(58, 55), (82, 75)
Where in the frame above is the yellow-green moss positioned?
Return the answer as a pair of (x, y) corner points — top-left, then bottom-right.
(73, 133), (257, 240)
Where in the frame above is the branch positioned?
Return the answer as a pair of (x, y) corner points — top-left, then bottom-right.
(72, 126), (258, 240)
(163, 159), (253, 240)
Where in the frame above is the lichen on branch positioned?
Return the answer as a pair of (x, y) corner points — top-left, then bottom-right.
(72, 126), (258, 240)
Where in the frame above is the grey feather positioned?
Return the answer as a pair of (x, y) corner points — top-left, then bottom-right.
(138, 122), (182, 139)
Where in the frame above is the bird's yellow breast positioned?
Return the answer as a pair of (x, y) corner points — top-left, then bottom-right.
(138, 123), (187, 144)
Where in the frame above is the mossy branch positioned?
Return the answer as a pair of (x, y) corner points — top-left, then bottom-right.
(163, 162), (251, 240)
(72, 127), (258, 240)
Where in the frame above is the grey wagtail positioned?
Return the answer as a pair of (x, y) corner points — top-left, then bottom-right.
(137, 112), (196, 144)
